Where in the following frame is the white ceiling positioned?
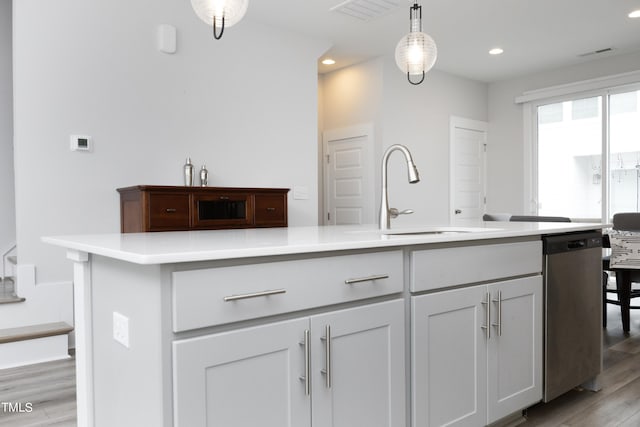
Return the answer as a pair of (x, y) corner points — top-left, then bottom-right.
(244, 0), (640, 83)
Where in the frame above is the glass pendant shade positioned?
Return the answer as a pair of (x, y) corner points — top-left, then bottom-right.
(191, 0), (249, 29)
(395, 32), (437, 75)
(395, 2), (437, 84)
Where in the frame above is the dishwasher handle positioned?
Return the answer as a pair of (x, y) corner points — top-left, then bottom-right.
(543, 232), (602, 254)
(567, 240), (586, 249)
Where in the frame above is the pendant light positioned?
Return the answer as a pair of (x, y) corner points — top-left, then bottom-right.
(395, 2), (437, 85)
(191, 0), (249, 39)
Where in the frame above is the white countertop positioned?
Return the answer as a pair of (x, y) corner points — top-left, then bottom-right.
(42, 222), (607, 265)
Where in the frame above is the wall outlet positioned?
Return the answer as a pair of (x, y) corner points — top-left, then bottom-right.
(113, 312), (130, 348)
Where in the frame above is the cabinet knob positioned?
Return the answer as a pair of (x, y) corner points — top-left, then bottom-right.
(165, 208), (177, 213)
(266, 207), (276, 212)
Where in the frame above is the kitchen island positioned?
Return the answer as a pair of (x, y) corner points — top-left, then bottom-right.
(43, 221), (605, 427)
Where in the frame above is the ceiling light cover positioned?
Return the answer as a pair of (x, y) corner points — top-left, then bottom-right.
(489, 48), (504, 55)
(395, 2), (437, 85)
(330, 0), (402, 21)
(191, 0), (249, 38)
(629, 10), (640, 18)
(322, 59), (337, 65)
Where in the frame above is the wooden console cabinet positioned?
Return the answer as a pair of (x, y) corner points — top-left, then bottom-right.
(117, 185), (289, 233)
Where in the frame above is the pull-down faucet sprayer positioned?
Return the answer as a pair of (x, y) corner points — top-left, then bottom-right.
(379, 144), (420, 231)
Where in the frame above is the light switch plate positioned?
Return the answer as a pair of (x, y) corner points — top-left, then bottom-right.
(293, 186), (309, 200)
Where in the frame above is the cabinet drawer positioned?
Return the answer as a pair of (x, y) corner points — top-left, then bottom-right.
(254, 194), (287, 226)
(148, 193), (190, 230)
(172, 250), (403, 331)
(411, 240), (542, 292)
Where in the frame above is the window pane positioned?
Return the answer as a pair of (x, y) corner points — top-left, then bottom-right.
(538, 103), (563, 124)
(537, 96), (602, 218)
(609, 89), (640, 217)
(571, 97), (599, 120)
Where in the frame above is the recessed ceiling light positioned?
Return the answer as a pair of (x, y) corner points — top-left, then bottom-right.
(629, 9), (640, 18)
(489, 48), (504, 55)
(322, 58), (336, 65)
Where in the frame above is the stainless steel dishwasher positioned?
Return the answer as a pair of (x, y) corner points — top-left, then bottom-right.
(543, 231), (602, 402)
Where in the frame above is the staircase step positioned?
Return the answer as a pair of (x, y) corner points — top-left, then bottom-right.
(0, 295), (26, 304)
(0, 277), (23, 304)
(0, 322), (73, 344)
(0, 322), (73, 369)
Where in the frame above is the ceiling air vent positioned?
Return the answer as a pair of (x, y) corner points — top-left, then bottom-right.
(578, 47), (614, 58)
(330, 0), (402, 21)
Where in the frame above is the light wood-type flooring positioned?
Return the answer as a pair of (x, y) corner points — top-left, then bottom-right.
(525, 303), (640, 427)
(1, 305), (640, 426)
(0, 357), (75, 426)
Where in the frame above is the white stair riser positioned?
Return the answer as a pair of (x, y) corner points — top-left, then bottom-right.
(0, 335), (70, 369)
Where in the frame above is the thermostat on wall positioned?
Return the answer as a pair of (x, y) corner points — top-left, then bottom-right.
(70, 135), (93, 152)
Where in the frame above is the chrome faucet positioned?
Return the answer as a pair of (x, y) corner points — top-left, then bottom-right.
(379, 144), (420, 230)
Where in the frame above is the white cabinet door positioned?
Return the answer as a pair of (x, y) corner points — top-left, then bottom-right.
(487, 276), (542, 424)
(311, 299), (406, 427)
(412, 285), (488, 427)
(412, 276), (543, 427)
(173, 318), (311, 427)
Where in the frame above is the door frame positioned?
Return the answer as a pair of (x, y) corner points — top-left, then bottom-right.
(322, 123), (375, 225)
(449, 116), (488, 224)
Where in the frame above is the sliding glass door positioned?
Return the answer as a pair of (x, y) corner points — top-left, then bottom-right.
(537, 96), (602, 219)
(535, 86), (640, 222)
(609, 90), (640, 216)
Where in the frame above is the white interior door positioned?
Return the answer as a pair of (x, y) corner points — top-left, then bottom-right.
(323, 124), (375, 225)
(450, 117), (488, 225)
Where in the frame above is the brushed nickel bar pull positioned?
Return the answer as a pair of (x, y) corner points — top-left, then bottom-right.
(165, 208), (177, 213)
(266, 207), (276, 211)
(223, 289), (286, 302)
(320, 325), (332, 388)
(480, 292), (491, 339)
(344, 274), (390, 285)
(492, 291), (502, 337)
(298, 329), (310, 396)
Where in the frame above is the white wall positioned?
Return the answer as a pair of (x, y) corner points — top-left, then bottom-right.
(321, 56), (488, 225)
(0, 0), (16, 256)
(13, 0), (329, 284)
(487, 51), (640, 215)
(380, 57), (488, 225)
(320, 58), (385, 223)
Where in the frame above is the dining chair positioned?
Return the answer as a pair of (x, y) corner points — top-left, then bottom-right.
(509, 215), (571, 222)
(482, 213), (512, 221)
(603, 212), (640, 331)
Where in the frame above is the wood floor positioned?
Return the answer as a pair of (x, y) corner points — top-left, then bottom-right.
(1, 306), (640, 426)
(525, 304), (640, 427)
(0, 357), (75, 426)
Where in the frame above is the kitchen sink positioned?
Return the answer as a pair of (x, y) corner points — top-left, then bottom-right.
(382, 226), (501, 236)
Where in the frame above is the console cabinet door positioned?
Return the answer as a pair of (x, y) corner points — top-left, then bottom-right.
(487, 276), (542, 424)
(173, 318), (311, 427)
(311, 300), (406, 427)
(412, 286), (488, 427)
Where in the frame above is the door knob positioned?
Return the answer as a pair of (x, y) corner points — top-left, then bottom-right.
(455, 209), (462, 214)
